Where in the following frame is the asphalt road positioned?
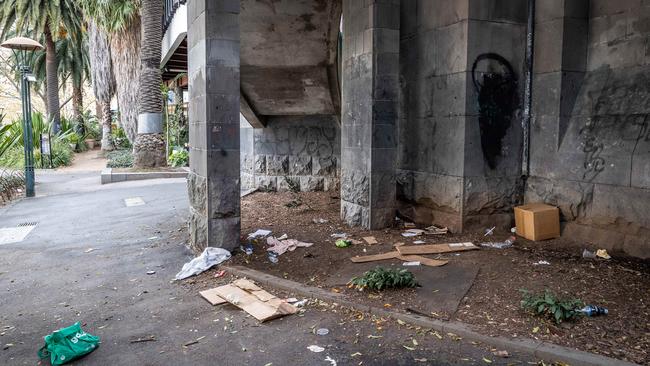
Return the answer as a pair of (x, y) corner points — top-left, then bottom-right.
(0, 171), (535, 365)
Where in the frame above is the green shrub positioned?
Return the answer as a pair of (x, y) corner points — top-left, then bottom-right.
(0, 140), (73, 169)
(168, 148), (188, 167)
(520, 289), (584, 324)
(349, 267), (419, 291)
(0, 170), (24, 202)
(106, 149), (133, 168)
(110, 126), (131, 149)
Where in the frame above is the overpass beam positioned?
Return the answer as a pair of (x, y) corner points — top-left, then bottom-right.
(340, 0), (400, 229)
(186, 0), (241, 251)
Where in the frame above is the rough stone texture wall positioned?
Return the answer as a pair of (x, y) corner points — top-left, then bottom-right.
(186, 0), (241, 252)
(528, 0), (650, 258)
(340, 0), (400, 229)
(240, 115), (340, 192)
(397, 0), (527, 233)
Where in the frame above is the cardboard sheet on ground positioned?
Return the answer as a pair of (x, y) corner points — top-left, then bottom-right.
(350, 252), (447, 267)
(326, 261), (479, 317)
(396, 242), (478, 255)
(201, 279), (298, 322)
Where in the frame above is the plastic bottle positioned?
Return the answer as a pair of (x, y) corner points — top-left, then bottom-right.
(240, 238), (254, 255)
(579, 305), (608, 316)
(268, 251), (278, 264)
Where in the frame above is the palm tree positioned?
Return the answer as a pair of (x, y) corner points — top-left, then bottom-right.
(133, 0), (165, 167)
(0, 0), (83, 133)
(87, 21), (115, 151)
(80, 0), (141, 144)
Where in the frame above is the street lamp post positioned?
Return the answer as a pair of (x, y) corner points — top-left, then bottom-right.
(1, 37), (44, 198)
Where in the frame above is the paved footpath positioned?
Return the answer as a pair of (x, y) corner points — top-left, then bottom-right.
(0, 171), (535, 365)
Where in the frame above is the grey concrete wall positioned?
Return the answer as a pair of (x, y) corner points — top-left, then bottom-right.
(396, 0), (527, 232)
(527, 0), (650, 258)
(240, 116), (340, 192)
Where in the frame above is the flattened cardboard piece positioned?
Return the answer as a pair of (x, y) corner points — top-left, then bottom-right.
(363, 236), (378, 245)
(396, 242), (478, 255)
(211, 281), (297, 322)
(350, 251), (400, 263)
(199, 288), (227, 305)
(397, 255), (448, 267)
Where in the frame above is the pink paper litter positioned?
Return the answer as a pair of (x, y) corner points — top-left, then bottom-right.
(266, 236), (314, 255)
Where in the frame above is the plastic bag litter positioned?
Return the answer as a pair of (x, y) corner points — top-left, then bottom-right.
(248, 229), (272, 239)
(175, 247), (232, 280)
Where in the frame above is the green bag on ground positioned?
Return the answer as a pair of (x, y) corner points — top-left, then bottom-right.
(37, 322), (100, 365)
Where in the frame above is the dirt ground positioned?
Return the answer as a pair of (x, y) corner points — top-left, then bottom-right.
(233, 191), (650, 365)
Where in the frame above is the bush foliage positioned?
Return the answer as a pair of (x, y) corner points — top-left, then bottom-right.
(349, 267), (419, 291)
(520, 289), (584, 324)
(106, 149), (133, 168)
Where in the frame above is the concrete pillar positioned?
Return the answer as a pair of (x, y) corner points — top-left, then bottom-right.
(340, 0), (400, 229)
(186, 0), (241, 251)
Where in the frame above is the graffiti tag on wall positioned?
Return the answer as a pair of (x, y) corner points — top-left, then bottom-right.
(471, 53), (519, 169)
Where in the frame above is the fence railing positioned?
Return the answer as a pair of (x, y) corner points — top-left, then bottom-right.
(163, 0), (187, 33)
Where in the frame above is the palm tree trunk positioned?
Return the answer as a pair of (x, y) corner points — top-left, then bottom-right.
(110, 17), (141, 144)
(44, 25), (61, 134)
(100, 100), (114, 151)
(133, 0), (166, 168)
(72, 83), (84, 134)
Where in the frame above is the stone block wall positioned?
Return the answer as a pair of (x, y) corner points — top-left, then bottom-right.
(240, 115), (340, 192)
(527, 0), (650, 258)
(396, 0), (527, 233)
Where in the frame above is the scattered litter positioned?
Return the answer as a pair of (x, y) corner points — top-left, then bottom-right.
(596, 249), (611, 260)
(214, 270), (226, 278)
(402, 229), (425, 237)
(532, 260), (550, 266)
(293, 299), (308, 307)
(129, 335), (156, 343)
(38, 322), (100, 365)
(312, 218), (329, 224)
(268, 251), (279, 264)
(324, 356), (337, 366)
(277, 234), (288, 240)
(350, 251), (447, 267)
(335, 239), (351, 248)
(424, 225), (448, 235)
(248, 229), (272, 239)
(350, 239), (363, 245)
(493, 350), (509, 358)
(200, 279), (298, 322)
(307, 345), (325, 353)
(402, 261), (420, 266)
(266, 236), (313, 255)
(480, 236), (516, 249)
(240, 240), (254, 255)
(484, 226), (496, 236)
(579, 305), (608, 316)
(286, 297), (298, 303)
(316, 328), (329, 336)
(146, 271), (156, 275)
(396, 242), (478, 255)
(330, 233), (347, 239)
(363, 236), (378, 245)
(403, 222), (416, 228)
(413, 240), (425, 244)
(510, 227), (516, 233)
(582, 249), (597, 259)
(175, 247), (231, 280)
(84, 248), (95, 253)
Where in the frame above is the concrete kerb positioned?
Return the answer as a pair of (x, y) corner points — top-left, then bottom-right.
(222, 265), (638, 366)
(101, 167), (189, 184)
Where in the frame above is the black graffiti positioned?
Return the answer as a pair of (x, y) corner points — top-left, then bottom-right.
(472, 53), (519, 169)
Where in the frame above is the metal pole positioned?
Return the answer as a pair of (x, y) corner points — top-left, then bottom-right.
(522, 0), (535, 177)
(19, 64), (35, 197)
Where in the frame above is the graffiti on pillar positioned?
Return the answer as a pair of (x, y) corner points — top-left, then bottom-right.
(579, 119), (606, 182)
(471, 53), (518, 169)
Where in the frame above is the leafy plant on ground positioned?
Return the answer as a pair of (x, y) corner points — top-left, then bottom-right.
(106, 149), (133, 168)
(168, 147), (188, 167)
(349, 267), (419, 291)
(0, 170), (24, 202)
(109, 125), (131, 149)
(520, 289), (584, 324)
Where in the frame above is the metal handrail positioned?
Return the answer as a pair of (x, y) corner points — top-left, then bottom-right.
(163, 0), (187, 33)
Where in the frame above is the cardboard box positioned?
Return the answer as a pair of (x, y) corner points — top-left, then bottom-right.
(514, 203), (560, 241)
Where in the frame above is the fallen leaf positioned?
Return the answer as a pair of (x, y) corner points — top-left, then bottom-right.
(351, 352), (362, 357)
(403, 345), (415, 351)
(482, 357), (492, 363)
(367, 335), (382, 339)
(532, 326), (539, 334)
(412, 339), (419, 346)
(397, 319), (406, 325)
